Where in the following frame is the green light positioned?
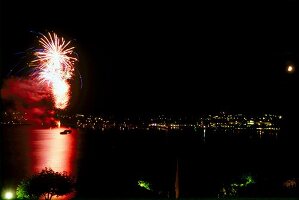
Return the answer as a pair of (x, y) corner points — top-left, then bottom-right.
(4, 191), (13, 199)
(219, 174), (256, 198)
(138, 180), (151, 191)
(244, 175), (255, 186)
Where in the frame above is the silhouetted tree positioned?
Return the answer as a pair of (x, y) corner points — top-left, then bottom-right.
(16, 167), (75, 200)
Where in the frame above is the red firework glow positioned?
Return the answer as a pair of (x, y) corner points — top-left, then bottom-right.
(1, 32), (77, 125)
(1, 78), (56, 125)
(31, 32), (78, 109)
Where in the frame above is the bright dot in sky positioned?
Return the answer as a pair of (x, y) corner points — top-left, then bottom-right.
(287, 65), (294, 73)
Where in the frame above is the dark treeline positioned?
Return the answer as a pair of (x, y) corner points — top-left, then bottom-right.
(74, 129), (299, 198)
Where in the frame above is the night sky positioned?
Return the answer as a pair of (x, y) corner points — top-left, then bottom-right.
(2, 1), (299, 115)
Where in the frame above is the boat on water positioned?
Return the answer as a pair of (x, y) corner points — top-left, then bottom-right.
(60, 129), (72, 134)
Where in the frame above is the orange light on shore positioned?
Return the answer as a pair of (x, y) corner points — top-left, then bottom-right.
(57, 120), (61, 128)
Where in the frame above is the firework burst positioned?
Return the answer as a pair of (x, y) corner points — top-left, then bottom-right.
(31, 32), (78, 109)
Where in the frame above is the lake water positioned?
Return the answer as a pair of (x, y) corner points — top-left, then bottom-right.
(1, 125), (78, 199)
(1, 125), (298, 198)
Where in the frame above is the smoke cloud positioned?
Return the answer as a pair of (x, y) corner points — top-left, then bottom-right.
(1, 77), (57, 125)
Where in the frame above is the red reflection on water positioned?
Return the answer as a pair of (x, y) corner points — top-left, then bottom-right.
(29, 127), (78, 199)
(30, 127), (77, 176)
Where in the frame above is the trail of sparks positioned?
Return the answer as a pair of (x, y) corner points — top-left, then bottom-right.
(31, 32), (77, 109)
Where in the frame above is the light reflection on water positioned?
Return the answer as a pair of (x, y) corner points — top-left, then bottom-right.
(1, 125), (78, 199)
(30, 127), (77, 175)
